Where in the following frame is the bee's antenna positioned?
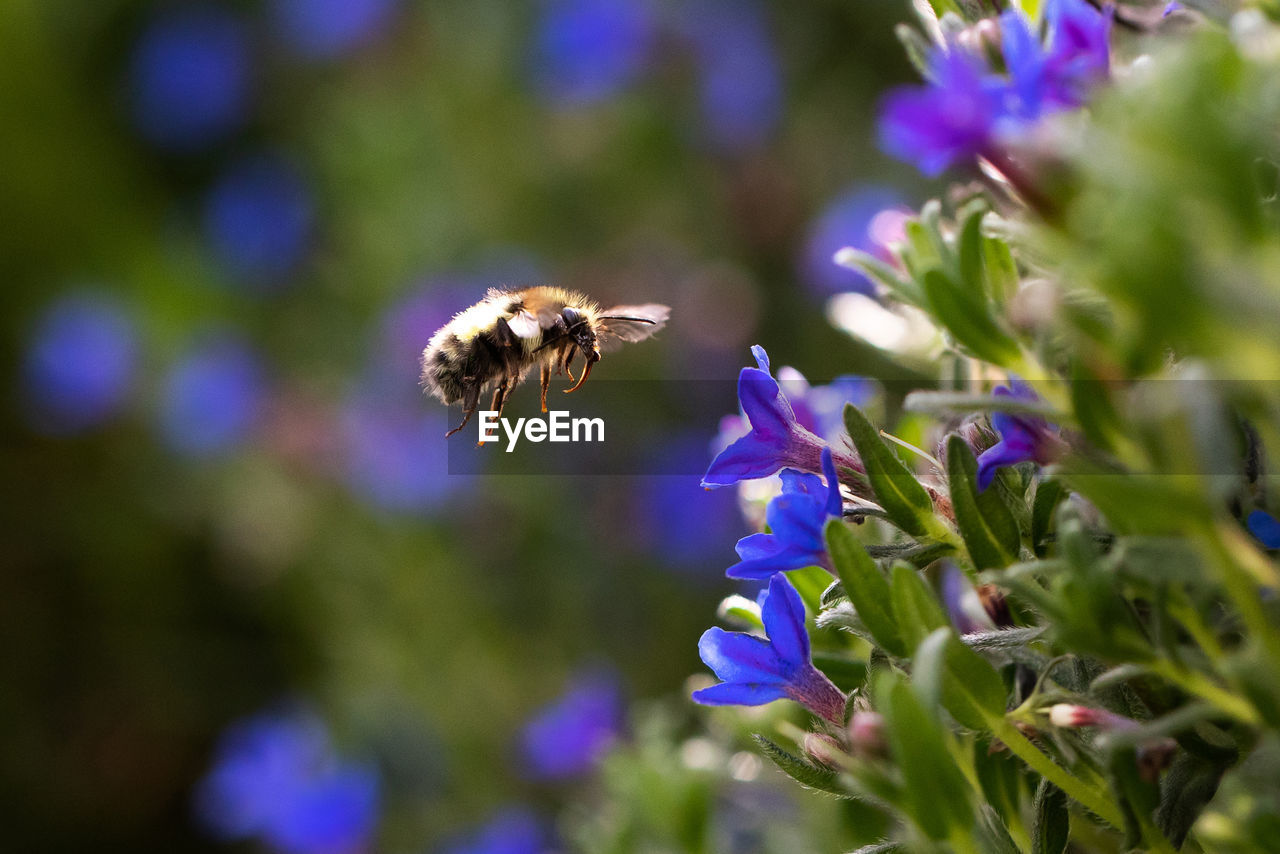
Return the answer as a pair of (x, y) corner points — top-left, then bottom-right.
(598, 315), (657, 324)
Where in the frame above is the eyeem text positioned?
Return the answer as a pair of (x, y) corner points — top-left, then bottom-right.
(477, 410), (605, 452)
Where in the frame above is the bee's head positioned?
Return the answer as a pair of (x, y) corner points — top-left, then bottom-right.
(561, 307), (600, 361)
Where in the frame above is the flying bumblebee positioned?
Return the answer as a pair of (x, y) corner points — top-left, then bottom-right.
(421, 286), (670, 437)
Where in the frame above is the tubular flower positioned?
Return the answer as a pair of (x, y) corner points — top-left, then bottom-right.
(693, 574), (846, 724)
(703, 346), (862, 489)
(727, 448), (843, 580)
(975, 380), (1064, 491)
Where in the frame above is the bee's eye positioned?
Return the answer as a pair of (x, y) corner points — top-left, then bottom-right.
(561, 307), (581, 328)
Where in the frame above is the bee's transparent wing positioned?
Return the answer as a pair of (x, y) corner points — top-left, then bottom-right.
(597, 304), (670, 352)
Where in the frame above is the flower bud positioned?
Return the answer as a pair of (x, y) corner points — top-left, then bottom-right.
(847, 711), (887, 758)
(1048, 704), (1138, 732)
(804, 732), (846, 768)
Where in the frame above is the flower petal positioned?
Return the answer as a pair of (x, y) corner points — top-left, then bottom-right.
(702, 431), (788, 487)
(1248, 510), (1280, 549)
(692, 681), (789, 707)
(821, 447), (842, 517)
(698, 627), (788, 683)
(727, 544), (821, 580)
(761, 575), (809, 665)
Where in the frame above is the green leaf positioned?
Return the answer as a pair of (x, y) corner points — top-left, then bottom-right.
(976, 804), (1022, 854)
(1030, 478), (1066, 556)
(890, 563), (949, 652)
(1032, 779), (1070, 854)
(984, 234), (1019, 305)
(903, 390), (1061, 418)
(875, 671), (974, 839)
(921, 268), (1021, 367)
(894, 23), (935, 84)
(957, 206), (987, 299)
(947, 435), (1020, 570)
(752, 735), (850, 798)
(843, 404), (936, 538)
(837, 247), (924, 306)
(825, 520), (906, 657)
(913, 628), (1008, 731)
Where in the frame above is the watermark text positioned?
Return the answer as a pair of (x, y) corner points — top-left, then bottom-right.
(477, 410), (604, 452)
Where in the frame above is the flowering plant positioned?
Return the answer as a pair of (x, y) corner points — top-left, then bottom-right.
(681, 3), (1280, 852)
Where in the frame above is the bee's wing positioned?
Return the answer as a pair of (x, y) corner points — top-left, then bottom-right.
(596, 304), (670, 352)
(506, 309), (544, 340)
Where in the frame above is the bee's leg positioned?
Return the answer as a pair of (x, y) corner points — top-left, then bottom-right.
(564, 352), (598, 393)
(489, 381), (505, 414)
(539, 362), (550, 413)
(562, 347), (576, 382)
(445, 380), (482, 438)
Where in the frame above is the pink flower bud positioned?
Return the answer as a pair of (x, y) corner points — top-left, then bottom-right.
(847, 711), (887, 758)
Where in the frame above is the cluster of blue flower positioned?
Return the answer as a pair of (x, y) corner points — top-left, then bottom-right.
(691, 348), (1058, 719)
(879, 0), (1112, 177)
(196, 672), (622, 853)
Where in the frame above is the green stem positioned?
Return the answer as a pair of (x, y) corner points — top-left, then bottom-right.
(989, 718), (1125, 828)
(1147, 659), (1260, 727)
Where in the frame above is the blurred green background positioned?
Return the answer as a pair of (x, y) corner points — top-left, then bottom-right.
(0, 0), (925, 849)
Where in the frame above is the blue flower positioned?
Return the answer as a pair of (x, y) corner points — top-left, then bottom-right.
(519, 670), (623, 780)
(975, 380), (1063, 491)
(676, 0), (782, 152)
(1248, 510), (1280, 549)
(529, 0), (657, 106)
(193, 707), (380, 854)
(204, 153), (315, 288)
(694, 574), (846, 724)
(270, 0), (398, 59)
(941, 562), (997, 635)
(1043, 0), (1112, 107)
(727, 448), (842, 580)
(703, 346), (862, 489)
(128, 6), (252, 152)
(878, 48), (1010, 177)
(22, 291), (138, 434)
(441, 807), (553, 854)
(159, 333), (266, 457)
(801, 186), (911, 297)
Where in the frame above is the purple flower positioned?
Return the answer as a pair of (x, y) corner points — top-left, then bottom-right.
(529, 0), (657, 106)
(193, 707), (380, 854)
(676, 0), (782, 152)
(878, 48), (1010, 177)
(1248, 510), (1280, 549)
(158, 333), (266, 457)
(441, 807), (553, 854)
(941, 563), (997, 635)
(727, 448), (842, 580)
(1162, 1), (1183, 16)
(21, 291), (139, 434)
(975, 380), (1062, 491)
(1000, 10), (1051, 120)
(1043, 0), (1112, 107)
(801, 186), (911, 297)
(694, 574), (846, 724)
(204, 153), (315, 288)
(128, 6), (252, 152)
(519, 670), (623, 780)
(702, 346), (861, 489)
(270, 0), (398, 59)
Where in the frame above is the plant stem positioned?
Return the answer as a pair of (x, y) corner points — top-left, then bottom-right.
(989, 718), (1125, 828)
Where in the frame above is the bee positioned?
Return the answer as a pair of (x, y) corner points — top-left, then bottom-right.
(421, 286), (670, 437)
